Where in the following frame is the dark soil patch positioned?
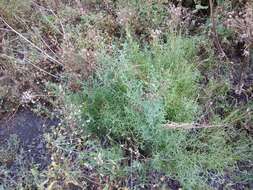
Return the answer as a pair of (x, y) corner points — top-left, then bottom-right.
(126, 171), (181, 190)
(143, 171), (181, 190)
(207, 165), (253, 190)
(0, 108), (59, 169)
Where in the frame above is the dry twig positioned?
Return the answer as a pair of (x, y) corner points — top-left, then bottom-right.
(209, 0), (227, 59)
(164, 122), (222, 129)
(0, 16), (63, 67)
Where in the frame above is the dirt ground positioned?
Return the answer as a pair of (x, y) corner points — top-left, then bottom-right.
(0, 108), (59, 169)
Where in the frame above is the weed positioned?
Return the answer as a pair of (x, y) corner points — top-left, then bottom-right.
(61, 35), (246, 188)
(0, 135), (19, 165)
(1, 0), (252, 189)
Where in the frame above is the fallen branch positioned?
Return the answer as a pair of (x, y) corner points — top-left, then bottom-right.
(164, 122), (222, 129)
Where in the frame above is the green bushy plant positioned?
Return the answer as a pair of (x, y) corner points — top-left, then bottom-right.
(81, 45), (165, 151)
(79, 34), (199, 146)
(69, 35), (240, 188)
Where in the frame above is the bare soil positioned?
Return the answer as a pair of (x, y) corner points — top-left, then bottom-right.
(0, 108), (59, 169)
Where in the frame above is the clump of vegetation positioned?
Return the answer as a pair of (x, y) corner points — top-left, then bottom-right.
(61, 35), (250, 188)
(0, 135), (19, 165)
(77, 34), (199, 146)
(0, 0), (252, 189)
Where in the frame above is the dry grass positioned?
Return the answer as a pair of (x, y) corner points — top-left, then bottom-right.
(224, 2), (253, 59)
